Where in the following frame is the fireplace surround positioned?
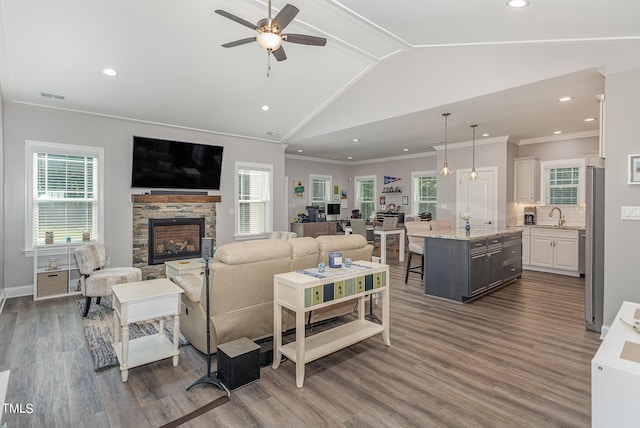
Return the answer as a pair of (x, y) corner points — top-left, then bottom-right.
(132, 194), (219, 279)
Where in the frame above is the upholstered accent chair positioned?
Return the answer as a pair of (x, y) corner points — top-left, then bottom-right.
(74, 243), (142, 316)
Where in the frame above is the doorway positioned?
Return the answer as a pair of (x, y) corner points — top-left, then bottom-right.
(456, 166), (498, 228)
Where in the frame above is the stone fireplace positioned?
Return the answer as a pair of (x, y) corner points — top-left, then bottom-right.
(132, 194), (220, 279)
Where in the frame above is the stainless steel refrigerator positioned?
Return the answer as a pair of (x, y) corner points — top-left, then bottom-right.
(585, 166), (605, 332)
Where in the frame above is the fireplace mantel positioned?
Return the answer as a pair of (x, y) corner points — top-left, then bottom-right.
(131, 194), (221, 203)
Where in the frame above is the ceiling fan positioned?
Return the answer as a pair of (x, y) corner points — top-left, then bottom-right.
(215, 0), (327, 62)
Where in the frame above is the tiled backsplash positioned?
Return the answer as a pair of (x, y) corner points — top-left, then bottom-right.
(510, 203), (586, 227)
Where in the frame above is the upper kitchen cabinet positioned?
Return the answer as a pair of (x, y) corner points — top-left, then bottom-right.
(514, 157), (539, 203)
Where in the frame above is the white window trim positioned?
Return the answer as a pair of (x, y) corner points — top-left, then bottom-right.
(24, 140), (104, 253)
(309, 174), (332, 207)
(539, 158), (586, 206)
(411, 170), (437, 217)
(355, 175), (376, 218)
(234, 161), (273, 240)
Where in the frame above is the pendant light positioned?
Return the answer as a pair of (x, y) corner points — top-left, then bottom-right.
(469, 124), (479, 180)
(439, 113), (452, 177)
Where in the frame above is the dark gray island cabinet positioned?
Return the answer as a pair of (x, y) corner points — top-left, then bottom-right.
(419, 228), (522, 302)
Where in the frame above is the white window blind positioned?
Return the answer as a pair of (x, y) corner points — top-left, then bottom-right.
(412, 172), (437, 218)
(310, 175), (331, 211)
(355, 176), (376, 220)
(236, 162), (272, 236)
(540, 159), (585, 206)
(29, 143), (102, 247)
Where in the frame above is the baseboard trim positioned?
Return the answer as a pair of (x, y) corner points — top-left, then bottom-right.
(0, 289), (6, 315)
(522, 265), (581, 277)
(4, 285), (34, 299)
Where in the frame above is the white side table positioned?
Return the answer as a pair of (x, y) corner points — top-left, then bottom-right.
(273, 261), (390, 388)
(164, 258), (205, 281)
(111, 278), (184, 382)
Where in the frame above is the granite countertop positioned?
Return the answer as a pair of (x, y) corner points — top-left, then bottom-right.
(508, 224), (586, 231)
(411, 227), (521, 241)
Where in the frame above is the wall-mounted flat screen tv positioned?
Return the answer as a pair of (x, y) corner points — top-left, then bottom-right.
(131, 136), (224, 190)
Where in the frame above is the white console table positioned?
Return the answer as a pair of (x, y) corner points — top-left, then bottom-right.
(111, 278), (184, 382)
(272, 260), (390, 388)
(592, 301), (640, 427)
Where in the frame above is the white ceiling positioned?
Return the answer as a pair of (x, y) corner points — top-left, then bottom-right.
(0, 0), (638, 162)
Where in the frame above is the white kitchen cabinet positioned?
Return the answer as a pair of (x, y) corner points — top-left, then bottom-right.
(513, 157), (539, 203)
(529, 228), (579, 276)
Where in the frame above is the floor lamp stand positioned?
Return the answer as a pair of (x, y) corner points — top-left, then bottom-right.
(186, 252), (230, 397)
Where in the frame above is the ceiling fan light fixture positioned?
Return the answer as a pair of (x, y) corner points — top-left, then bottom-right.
(257, 32), (282, 51)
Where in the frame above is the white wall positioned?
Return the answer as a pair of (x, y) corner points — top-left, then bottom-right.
(0, 91), (4, 296)
(603, 67), (640, 326)
(3, 104), (285, 291)
(517, 137), (599, 161)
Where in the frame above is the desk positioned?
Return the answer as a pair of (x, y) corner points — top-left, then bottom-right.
(111, 278), (184, 382)
(343, 226), (405, 264)
(273, 261), (390, 388)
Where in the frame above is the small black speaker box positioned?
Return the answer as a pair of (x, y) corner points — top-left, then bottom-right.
(217, 337), (260, 390)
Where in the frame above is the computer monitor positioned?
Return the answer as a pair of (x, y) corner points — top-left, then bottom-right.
(327, 203), (341, 215)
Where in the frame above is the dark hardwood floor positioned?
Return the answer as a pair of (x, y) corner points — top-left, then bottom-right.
(0, 259), (602, 427)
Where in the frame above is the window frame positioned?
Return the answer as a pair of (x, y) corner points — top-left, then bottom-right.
(411, 170), (438, 218)
(234, 161), (273, 239)
(309, 174), (332, 212)
(25, 140), (104, 251)
(355, 175), (376, 220)
(540, 158), (586, 206)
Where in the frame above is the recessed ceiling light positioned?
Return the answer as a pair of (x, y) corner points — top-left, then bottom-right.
(403, 148), (409, 152)
(347, 156), (353, 160)
(297, 149), (303, 153)
(262, 105), (270, 111)
(584, 117), (596, 122)
(266, 131), (278, 136)
(554, 131), (563, 135)
(352, 138), (359, 142)
(558, 96), (574, 102)
(102, 68), (118, 77)
(506, 0), (529, 8)
(482, 133), (490, 137)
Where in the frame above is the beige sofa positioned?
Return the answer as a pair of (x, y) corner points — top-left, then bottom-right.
(176, 234), (374, 354)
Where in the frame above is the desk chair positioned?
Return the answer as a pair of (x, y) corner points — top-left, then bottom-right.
(381, 216), (399, 257)
(350, 218), (375, 245)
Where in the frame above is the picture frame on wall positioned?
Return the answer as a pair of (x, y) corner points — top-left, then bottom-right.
(402, 196), (409, 205)
(629, 154), (640, 185)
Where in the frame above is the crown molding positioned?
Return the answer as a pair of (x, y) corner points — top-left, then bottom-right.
(517, 130), (599, 145)
(432, 135), (510, 151)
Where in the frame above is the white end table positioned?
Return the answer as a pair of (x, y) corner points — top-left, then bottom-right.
(111, 278), (184, 382)
(164, 258), (205, 281)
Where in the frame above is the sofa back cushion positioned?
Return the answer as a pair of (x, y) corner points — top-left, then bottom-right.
(316, 234), (373, 265)
(288, 237), (320, 270)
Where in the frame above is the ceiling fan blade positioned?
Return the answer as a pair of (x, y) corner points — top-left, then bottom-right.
(283, 34), (327, 46)
(272, 46), (287, 61)
(221, 37), (256, 48)
(214, 10), (257, 30)
(272, 4), (299, 32)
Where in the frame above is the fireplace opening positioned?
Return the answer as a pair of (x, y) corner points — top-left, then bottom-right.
(148, 218), (205, 265)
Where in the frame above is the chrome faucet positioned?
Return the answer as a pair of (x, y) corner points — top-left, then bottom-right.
(549, 207), (566, 226)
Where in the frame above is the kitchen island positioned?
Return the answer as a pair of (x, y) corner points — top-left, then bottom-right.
(411, 227), (522, 302)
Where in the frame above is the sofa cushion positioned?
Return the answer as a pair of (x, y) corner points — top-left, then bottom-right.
(316, 234), (368, 252)
(214, 239), (292, 265)
(288, 237), (320, 271)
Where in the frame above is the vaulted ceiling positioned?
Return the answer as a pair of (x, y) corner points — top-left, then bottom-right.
(1, 0), (639, 161)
